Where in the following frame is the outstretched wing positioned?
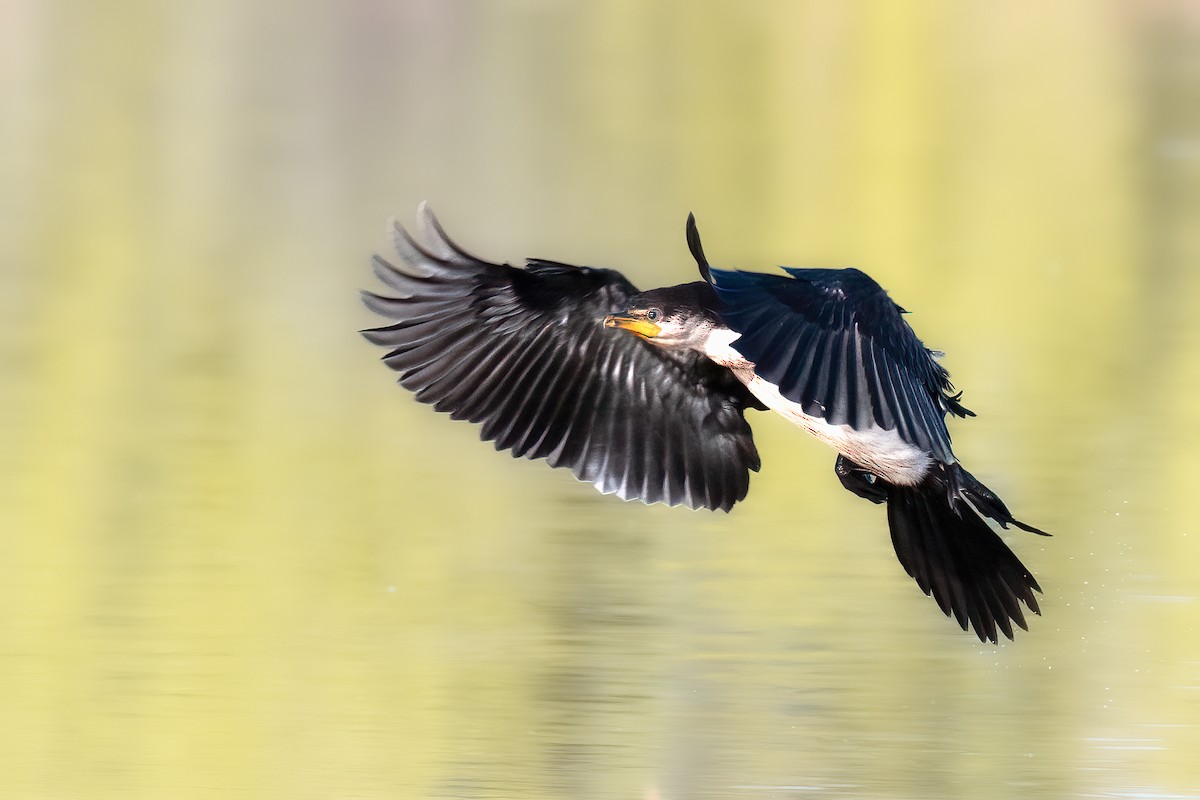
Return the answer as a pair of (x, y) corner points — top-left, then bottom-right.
(695, 228), (971, 464)
(362, 204), (761, 511)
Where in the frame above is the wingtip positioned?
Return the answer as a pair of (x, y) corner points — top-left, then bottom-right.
(415, 200), (437, 236)
(685, 212), (712, 283)
(1016, 519), (1052, 537)
(414, 201), (457, 260)
(386, 201), (436, 243)
(360, 289), (399, 319)
(409, 201), (488, 265)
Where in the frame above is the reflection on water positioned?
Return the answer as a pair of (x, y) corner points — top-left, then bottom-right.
(2, 2), (1200, 798)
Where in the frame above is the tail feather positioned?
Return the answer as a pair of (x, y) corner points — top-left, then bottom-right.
(885, 463), (1043, 643)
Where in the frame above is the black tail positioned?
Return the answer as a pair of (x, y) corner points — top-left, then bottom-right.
(885, 463), (1045, 644)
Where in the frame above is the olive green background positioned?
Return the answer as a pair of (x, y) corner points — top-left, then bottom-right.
(2, 2), (1198, 798)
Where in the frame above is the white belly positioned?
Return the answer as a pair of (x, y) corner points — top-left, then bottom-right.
(703, 329), (933, 486)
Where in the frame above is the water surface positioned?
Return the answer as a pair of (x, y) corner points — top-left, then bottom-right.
(1, 2), (1198, 798)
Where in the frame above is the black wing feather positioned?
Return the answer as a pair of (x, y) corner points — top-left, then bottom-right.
(706, 265), (971, 463)
(363, 205), (761, 511)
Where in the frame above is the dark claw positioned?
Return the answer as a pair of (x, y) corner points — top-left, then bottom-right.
(835, 455), (888, 504)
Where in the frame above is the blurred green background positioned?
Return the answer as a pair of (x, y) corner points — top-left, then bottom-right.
(2, 1), (1199, 798)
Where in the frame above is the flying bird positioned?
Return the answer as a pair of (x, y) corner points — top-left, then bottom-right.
(362, 203), (1049, 643)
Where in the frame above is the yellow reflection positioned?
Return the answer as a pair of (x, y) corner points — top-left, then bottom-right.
(1, 2), (1198, 798)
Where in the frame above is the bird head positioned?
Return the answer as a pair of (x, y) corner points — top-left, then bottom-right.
(603, 282), (722, 351)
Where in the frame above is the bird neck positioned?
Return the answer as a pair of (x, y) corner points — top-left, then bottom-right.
(701, 325), (751, 369)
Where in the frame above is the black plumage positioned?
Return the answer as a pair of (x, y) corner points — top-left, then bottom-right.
(700, 260), (973, 464)
(362, 208), (762, 512)
(363, 205), (1048, 644)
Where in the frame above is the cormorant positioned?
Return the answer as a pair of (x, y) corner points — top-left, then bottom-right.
(362, 203), (1049, 644)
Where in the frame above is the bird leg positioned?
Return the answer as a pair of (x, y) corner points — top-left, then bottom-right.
(835, 455), (888, 504)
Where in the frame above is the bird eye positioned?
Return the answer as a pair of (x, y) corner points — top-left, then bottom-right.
(647, 308), (660, 321)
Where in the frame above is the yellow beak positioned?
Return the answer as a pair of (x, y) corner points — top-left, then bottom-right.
(603, 314), (661, 339)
